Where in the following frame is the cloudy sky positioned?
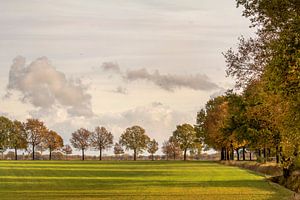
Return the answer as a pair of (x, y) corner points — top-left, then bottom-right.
(0, 0), (253, 155)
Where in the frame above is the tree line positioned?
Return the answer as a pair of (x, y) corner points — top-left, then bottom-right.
(195, 0), (300, 178)
(0, 116), (202, 161)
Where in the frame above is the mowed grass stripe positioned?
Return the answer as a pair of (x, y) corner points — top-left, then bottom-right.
(0, 161), (292, 200)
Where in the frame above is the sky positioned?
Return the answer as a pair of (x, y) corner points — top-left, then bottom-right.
(0, 0), (253, 155)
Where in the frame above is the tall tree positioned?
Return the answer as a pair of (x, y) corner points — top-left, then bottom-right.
(25, 119), (47, 160)
(173, 124), (197, 161)
(119, 126), (150, 161)
(224, 0), (300, 176)
(9, 120), (27, 160)
(62, 144), (72, 160)
(70, 128), (91, 161)
(147, 139), (158, 161)
(90, 126), (113, 161)
(43, 130), (63, 160)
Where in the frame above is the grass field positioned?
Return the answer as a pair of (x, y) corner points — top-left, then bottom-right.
(0, 161), (292, 200)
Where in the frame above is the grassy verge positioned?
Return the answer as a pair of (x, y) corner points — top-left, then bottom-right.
(221, 160), (300, 196)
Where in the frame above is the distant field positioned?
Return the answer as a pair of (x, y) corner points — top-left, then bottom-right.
(0, 161), (292, 200)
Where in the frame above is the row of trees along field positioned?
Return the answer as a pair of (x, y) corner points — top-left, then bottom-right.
(0, 117), (71, 160)
(0, 116), (202, 161)
(69, 125), (159, 161)
(195, 0), (300, 178)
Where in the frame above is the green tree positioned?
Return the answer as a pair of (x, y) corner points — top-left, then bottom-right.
(173, 123), (197, 161)
(0, 116), (13, 159)
(147, 139), (158, 161)
(90, 126), (113, 161)
(9, 120), (27, 160)
(119, 126), (150, 161)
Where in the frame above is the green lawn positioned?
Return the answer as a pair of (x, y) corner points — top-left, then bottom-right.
(0, 160), (292, 200)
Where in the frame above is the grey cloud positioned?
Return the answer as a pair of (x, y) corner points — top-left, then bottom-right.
(101, 62), (121, 74)
(125, 68), (219, 91)
(114, 86), (128, 95)
(7, 56), (93, 117)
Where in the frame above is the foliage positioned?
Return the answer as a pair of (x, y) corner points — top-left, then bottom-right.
(43, 130), (64, 160)
(25, 119), (48, 160)
(173, 123), (197, 161)
(147, 139), (158, 161)
(119, 126), (150, 161)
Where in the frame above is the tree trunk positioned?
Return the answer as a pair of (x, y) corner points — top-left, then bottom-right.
(152, 153), (154, 161)
(32, 144), (35, 160)
(184, 148), (187, 161)
(49, 148), (52, 160)
(236, 148), (240, 161)
(133, 149), (136, 161)
(230, 145), (234, 160)
(258, 149), (261, 157)
(99, 148), (102, 161)
(173, 152), (176, 160)
(276, 146), (279, 164)
(15, 147), (18, 160)
(250, 151), (252, 161)
(263, 148), (266, 163)
(242, 146), (246, 161)
(82, 148), (85, 161)
(220, 148), (224, 160)
(226, 148), (230, 160)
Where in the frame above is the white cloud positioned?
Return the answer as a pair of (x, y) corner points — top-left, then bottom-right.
(6, 56), (93, 117)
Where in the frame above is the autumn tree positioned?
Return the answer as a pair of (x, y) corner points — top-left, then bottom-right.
(43, 130), (63, 160)
(62, 144), (72, 160)
(113, 142), (124, 158)
(70, 128), (91, 161)
(90, 126), (113, 161)
(119, 126), (150, 161)
(224, 0), (300, 177)
(173, 124), (197, 161)
(25, 119), (48, 160)
(9, 120), (27, 160)
(147, 139), (158, 161)
(162, 138), (182, 160)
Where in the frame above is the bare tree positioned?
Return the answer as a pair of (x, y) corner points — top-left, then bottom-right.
(70, 128), (91, 161)
(90, 126), (113, 161)
(162, 137), (181, 160)
(62, 144), (72, 160)
(114, 142), (124, 160)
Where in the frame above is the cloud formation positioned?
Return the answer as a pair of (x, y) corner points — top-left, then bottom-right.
(101, 62), (121, 74)
(114, 86), (128, 95)
(7, 56), (93, 117)
(101, 63), (220, 92)
(125, 68), (219, 91)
